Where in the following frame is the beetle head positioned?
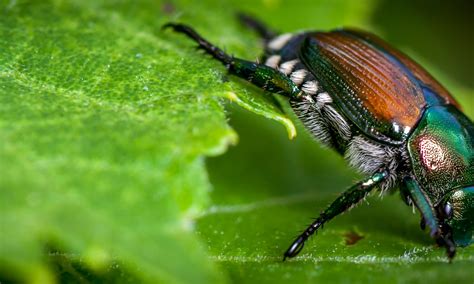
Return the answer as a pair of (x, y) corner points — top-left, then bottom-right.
(438, 186), (474, 246)
(407, 105), (473, 245)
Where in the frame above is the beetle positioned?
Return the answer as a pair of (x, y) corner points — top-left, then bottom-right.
(163, 14), (474, 260)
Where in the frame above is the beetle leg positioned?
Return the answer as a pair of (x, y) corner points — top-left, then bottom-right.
(237, 13), (277, 42)
(435, 225), (456, 261)
(163, 23), (302, 99)
(402, 177), (439, 237)
(283, 171), (388, 260)
(401, 176), (456, 260)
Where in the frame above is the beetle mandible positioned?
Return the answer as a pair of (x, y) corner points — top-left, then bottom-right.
(164, 14), (474, 260)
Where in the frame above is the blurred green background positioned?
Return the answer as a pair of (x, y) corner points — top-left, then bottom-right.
(0, 0), (472, 283)
(373, 0), (473, 89)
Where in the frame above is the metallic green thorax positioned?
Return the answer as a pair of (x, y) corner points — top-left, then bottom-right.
(408, 106), (474, 201)
(408, 105), (474, 245)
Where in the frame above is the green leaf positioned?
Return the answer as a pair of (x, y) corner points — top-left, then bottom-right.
(1, 0), (473, 283)
(0, 0), (244, 282)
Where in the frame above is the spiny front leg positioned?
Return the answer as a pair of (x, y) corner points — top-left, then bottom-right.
(163, 23), (302, 99)
(402, 177), (456, 260)
(283, 171), (388, 260)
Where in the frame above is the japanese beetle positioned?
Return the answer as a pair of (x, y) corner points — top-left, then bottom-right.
(164, 14), (473, 260)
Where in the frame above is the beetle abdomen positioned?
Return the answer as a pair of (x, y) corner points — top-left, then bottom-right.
(290, 93), (351, 150)
(290, 94), (401, 189)
(265, 33), (351, 149)
(266, 31), (407, 188)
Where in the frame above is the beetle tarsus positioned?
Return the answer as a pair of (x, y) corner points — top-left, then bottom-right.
(419, 218), (426, 230)
(283, 235), (307, 260)
(163, 23), (233, 64)
(283, 172), (387, 259)
(163, 22), (302, 99)
(433, 229), (456, 261)
(447, 245), (456, 262)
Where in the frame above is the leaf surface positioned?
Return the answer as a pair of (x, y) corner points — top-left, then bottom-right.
(1, 0), (472, 283)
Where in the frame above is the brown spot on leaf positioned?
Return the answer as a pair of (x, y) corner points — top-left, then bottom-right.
(344, 231), (364, 245)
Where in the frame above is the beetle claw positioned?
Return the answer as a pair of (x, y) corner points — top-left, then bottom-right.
(447, 245), (456, 262)
(283, 235), (306, 261)
(420, 218), (426, 230)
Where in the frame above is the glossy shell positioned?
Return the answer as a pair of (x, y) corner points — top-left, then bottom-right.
(299, 29), (460, 145)
(407, 105), (474, 201)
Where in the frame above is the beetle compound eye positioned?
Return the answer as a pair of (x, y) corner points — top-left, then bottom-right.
(444, 202), (453, 219)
